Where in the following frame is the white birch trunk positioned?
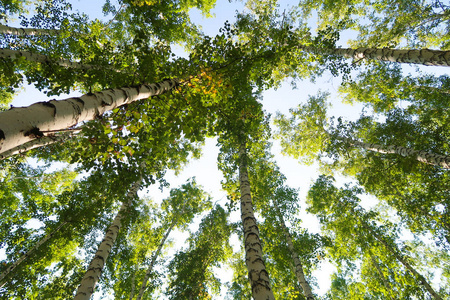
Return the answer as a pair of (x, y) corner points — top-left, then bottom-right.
(301, 45), (450, 67)
(73, 178), (142, 300)
(239, 141), (275, 300)
(345, 138), (450, 169)
(0, 24), (60, 36)
(362, 222), (443, 300)
(0, 130), (81, 160)
(273, 202), (314, 300)
(0, 220), (68, 287)
(135, 221), (176, 300)
(0, 78), (179, 156)
(0, 48), (114, 70)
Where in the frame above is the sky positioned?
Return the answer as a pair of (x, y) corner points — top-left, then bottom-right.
(6, 0), (449, 298)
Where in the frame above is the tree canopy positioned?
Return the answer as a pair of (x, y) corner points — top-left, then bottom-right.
(0, 0), (448, 299)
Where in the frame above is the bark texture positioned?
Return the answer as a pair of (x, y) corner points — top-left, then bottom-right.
(74, 178), (142, 300)
(302, 45), (450, 67)
(346, 138), (450, 169)
(239, 141), (275, 300)
(135, 221), (176, 300)
(273, 202), (314, 300)
(0, 24), (60, 36)
(362, 222), (443, 300)
(0, 221), (68, 287)
(0, 130), (81, 160)
(0, 78), (179, 156)
(0, 48), (112, 70)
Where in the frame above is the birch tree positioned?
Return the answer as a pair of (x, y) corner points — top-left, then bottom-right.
(0, 24), (61, 36)
(275, 93), (450, 244)
(0, 78), (179, 157)
(307, 176), (447, 300)
(296, 0), (450, 49)
(274, 93), (450, 168)
(135, 179), (211, 300)
(237, 139), (275, 300)
(166, 205), (232, 299)
(74, 177), (143, 300)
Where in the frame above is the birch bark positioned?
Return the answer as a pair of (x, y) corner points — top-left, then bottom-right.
(239, 141), (275, 300)
(0, 220), (68, 287)
(0, 78), (179, 156)
(73, 178), (142, 300)
(0, 24), (60, 36)
(273, 202), (314, 300)
(0, 130), (81, 160)
(0, 48), (114, 70)
(344, 137), (450, 169)
(361, 221), (443, 300)
(301, 45), (450, 67)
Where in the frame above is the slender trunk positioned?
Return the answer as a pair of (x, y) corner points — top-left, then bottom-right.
(238, 141), (275, 300)
(0, 24), (60, 36)
(0, 78), (179, 156)
(368, 251), (394, 300)
(0, 220), (68, 287)
(129, 266), (137, 300)
(0, 48), (116, 70)
(0, 130), (81, 160)
(301, 45), (450, 67)
(135, 221), (176, 300)
(273, 202), (314, 300)
(73, 178), (142, 300)
(361, 222), (443, 300)
(344, 137), (450, 169)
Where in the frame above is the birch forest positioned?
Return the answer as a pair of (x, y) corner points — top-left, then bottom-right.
(0, 0), (449, 299)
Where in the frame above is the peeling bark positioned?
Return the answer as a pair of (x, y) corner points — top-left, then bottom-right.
(74, 178), (142, 300)
(273, 202), (314, 300)
(0, 78), (179, 156)
(0, 24), (60, 36)
(239, 141), (275, 300)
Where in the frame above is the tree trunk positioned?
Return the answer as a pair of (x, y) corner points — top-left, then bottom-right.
(0, 78), (179, 156)
(0, 130), (81, 160)
(361, 222), (443, 300)
(0, 24), (60, 36)
(135, 221), (176, 300)
(73, 178), (142, 300)
(0, 48), (116, 70)
(301, 45), (450, 67)
(129, 266), (137, 300)
(368, 251), (394, 300)
(273, 202), (314, 300)
(238, 140), (275, 300)
(0, 220), (68, 287)
(344, 137), (450, 169)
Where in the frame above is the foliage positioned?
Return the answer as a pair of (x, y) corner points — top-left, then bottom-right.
(0, 0), (449, 298)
